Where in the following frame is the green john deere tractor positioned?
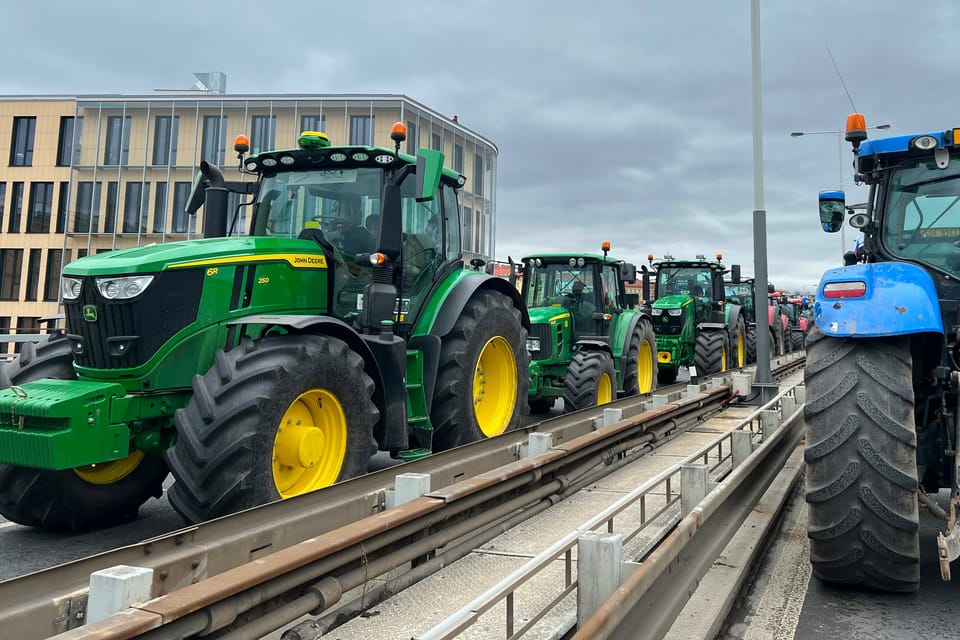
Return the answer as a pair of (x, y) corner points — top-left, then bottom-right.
(649, 254), (746, 384)
(0, 126), (530, 531)
(520, 244), (657, 413)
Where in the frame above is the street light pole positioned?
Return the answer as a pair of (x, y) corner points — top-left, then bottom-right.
(791, 124), (890, 259)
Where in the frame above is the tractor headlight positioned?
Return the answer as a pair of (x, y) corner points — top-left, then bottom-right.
(667, 308), (683, 317)
(96, 275), (155, 300)
(61, 276), (82, 300)
(526, 338), (541, 353)
(651, 308), (663, 316)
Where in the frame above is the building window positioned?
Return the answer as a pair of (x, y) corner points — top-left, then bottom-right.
(473, 153), (483, 196)
(201, 115), (227, 165)
(463, 206), (473, 253)
(43, 249), (63, 301)
(74, 182), (102, 233)
(300, 114), (325, 135)
(8, 182), (24, 233)
(152, 115), (179, 166)
(104, 115), (131, 165)
(10, 117), (36, 166)
(0, 249), (24, 301)
(432, 133), (442, 151)
(56, 117), (76, 167)
(350, 115), (374, 146)
(123, 182), (148, 233)
(407, 121), (418, 154)
(453, 144), (464, 173)
(153, 182), (168, 233)
(0, 316), (9, 355)
(171, 182), (192, 233)
(0, 182), (6, 229)
(56, 182), (68, 233)
(104, 182), (119, 233)
(24, 249), (41, 301)
(26, 182), (53, 233)
(250, 115), (276, 155)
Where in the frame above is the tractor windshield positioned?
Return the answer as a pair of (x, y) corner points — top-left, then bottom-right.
(883, 157), (960, 277)
(251, 168), (384, 255)
(656, 267), (712, 298)
(524, 263), (595, 309)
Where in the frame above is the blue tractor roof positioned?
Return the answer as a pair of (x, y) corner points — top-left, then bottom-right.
(859, 131), (948, 156)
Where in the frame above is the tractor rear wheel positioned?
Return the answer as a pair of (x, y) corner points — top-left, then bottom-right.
(622, 320), (657, 395)
(803, 325), (919, 591)
(745, 325), (757, 364)
(694, 330), (728, 375)
(166, 334), (378, 524)
(0, 335), (167, 531)
(431, 289), (529, 451)
(564, 350), (617, 411)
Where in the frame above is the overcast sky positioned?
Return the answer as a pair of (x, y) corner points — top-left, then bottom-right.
(3, 1), (957, 293)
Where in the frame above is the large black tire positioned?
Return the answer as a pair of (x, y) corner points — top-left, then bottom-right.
(166, 334), (378, 524)
(528, 397), (555, 414)
(563, 350), (617, 411)
(745, 325), (757, 364)
(657, 366), (678, 385)
(694, 330), (728, 375)
(431, 289), (530, 451)
(0, 335), (167, 531)
(803, 325), (920, 592)
(790, 329), (804, 352)
(622, 320), (658, 396)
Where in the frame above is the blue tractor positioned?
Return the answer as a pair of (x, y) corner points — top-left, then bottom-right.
(805, 113), (960, 591)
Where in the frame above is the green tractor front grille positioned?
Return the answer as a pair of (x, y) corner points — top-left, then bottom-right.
(654, 312), (683, 335)
(528, 323), (553, 361)
(64, 269), (204, 369)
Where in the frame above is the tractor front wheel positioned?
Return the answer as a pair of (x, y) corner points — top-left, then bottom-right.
(564, 350), (616, 411)
(745, 325), (757, 364)
(694, 330), (728, 375)
(622, 320), (657, 396)
(0, 335), (167, 531)
(431, 289), (529, 451)
(166, 334), (378, 524)
(803, 325), (919, 591)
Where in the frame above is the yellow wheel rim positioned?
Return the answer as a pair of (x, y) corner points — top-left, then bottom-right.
(74, 450), (144, 484)
(273, 389), (347, 498)
(598, 371), (613, 405)
(721, 344), (728, 372)
(737, 331), (745, 367)
(637, 340), (654, 393)
(473, 336), (517, 438)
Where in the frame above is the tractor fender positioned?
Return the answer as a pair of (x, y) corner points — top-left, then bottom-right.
(428, 274), (530, 338)
(814, 262), (944, 338)
(575, 338), (613, 355)
(696, 322), (728, 333)
(227, 314), (404, 450)
(724, 304), (743, 333)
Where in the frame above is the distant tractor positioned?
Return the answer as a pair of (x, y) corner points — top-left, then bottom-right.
(780, 293), (810, 351)
(724, 277), (788, 363)
(520, 244), (657, 413)
(649, 254), (746, 384)
(0, 125), (530, 530)
(805, 113), (960, 591)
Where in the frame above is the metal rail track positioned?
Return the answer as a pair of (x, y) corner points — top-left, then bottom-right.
(0, 357), (802, 640)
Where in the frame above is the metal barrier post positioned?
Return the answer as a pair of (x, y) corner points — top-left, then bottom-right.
(577, 532), (623, 629)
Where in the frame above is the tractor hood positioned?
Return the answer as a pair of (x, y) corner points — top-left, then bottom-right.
(63, 237), (328, 276)
(652, 295), (693, 309)
(527, 305), (572, 325)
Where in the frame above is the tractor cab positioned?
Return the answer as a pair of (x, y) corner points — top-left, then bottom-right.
(202, 125), (467, 335)
(651, 254), (728, 325)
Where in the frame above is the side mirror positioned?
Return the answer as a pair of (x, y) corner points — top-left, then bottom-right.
(819, 190), (846, 233)
(768, 283), (775, 293)
(730, 264), (741, 284)
(621, 263), (637, 283)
